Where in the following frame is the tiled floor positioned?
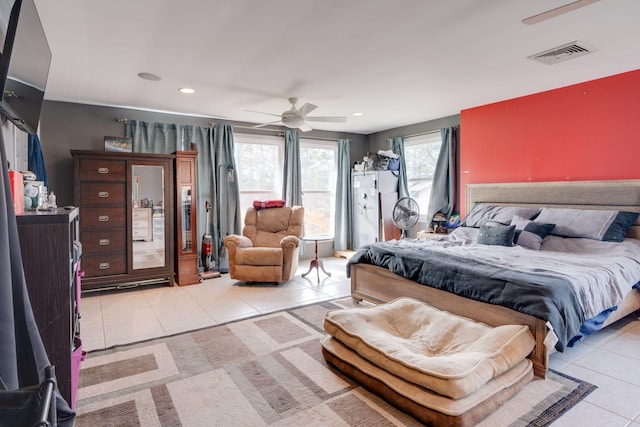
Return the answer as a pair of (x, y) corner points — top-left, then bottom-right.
(80, 256), (352, 351)
(80, 256), (640, 426)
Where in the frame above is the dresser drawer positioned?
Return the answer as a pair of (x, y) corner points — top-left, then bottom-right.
(80, 182), (126, 206)
(79, 159), (126, 182)
(81, 230), (126, 254)
(133, 224), (150, 237)
(80, 207), (126, 229)
(81, 253), (127, 277)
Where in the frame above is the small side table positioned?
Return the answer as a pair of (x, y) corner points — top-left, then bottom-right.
(301, 235), (332, 282)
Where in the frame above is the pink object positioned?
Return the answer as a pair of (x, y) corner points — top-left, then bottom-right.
(8, 170), (23, 214)
(71, 337), (86, 409)
(252, 199), (285, 210)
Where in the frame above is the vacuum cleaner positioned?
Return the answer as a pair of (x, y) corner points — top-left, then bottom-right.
(200, 201), (221, 280)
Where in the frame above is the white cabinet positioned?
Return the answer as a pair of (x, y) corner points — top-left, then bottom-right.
(132, 207), (152, 241)
(352, 170), (399, 248)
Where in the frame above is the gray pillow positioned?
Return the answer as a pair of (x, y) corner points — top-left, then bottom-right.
(511, 215), (555, 250)
(463, 204), (540, 228)
(477, 224), (516, 246)
(534, 207), (639, 242)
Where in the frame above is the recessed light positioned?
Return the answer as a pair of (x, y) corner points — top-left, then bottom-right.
(137, 72), (162, 81)
(179, 87), (195, 94)
(353, 112), (364, 117)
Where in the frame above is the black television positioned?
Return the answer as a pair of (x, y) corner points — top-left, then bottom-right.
(0, 0), (51, 134)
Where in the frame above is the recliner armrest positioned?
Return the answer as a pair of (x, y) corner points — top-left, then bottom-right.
(280, 235), (300, 249)
(224, 235), (253, 249)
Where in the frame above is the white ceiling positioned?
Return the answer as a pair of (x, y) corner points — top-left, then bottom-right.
(34, 0), (640, 135)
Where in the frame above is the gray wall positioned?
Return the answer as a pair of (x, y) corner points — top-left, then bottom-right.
(367, 114), (460, 152)
(39, 100), (368, 206)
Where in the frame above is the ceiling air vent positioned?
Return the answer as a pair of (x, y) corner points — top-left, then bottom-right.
(528, 41), (594, 65)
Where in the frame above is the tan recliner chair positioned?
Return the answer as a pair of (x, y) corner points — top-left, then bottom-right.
(224, 206), (304, 283)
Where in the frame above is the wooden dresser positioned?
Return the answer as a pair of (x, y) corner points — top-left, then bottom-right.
(71, 150), (175, 291)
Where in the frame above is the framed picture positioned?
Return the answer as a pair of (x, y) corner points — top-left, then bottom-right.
(104, 136), (132, 152)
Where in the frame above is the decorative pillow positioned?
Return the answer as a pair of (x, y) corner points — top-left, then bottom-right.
(463, 203), (540, 228)
(511, 215), (555, 250)
(477, 224), (516, 246)
(534, 207), (639, 242)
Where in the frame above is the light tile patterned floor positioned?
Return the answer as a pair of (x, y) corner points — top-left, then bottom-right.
(79, 256), (640, 426)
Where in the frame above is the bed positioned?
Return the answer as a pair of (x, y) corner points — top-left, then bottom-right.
(349, 180), (640, 378)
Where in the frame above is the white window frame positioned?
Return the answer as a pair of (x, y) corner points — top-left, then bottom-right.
(300, 138), (338, 237)
(234, 133), (284, 215)
(404, 131), (443, 221)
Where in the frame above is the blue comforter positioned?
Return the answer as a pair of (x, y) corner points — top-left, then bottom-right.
(348, 240), (585, 352)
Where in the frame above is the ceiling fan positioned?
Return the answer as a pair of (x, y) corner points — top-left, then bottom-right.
(522, 0), (600, 25)
(248, 98), (346, 132)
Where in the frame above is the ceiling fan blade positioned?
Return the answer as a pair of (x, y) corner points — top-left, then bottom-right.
(305, 116), (347, 123)
(299, 103), (317, 116)
(252, 120), (283, 129)
(522, 0), (600, 25)
(245, 109), (282, 118)
(299, 124), (313, 132)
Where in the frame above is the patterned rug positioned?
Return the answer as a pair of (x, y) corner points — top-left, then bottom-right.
(75, 298), (596, 426)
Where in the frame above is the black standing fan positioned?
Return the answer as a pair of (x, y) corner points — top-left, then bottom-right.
(392, 197), (420, 238)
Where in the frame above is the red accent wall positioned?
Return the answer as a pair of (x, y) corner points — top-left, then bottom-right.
(459, 69), (640, 215)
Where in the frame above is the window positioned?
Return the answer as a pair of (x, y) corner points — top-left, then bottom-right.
(234, 134), (283, 214)
(300, 139), (337, 236)
(233, 134), (338, 237)
(404, 131), (442, 220)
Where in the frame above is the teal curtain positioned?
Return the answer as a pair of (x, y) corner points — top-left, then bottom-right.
(426, 126), (459, 222)
(390, 137), (409, 198)
(125, 120), (179, 153)
(211, 124), (241, 271)
(282, 129), (302, 206)
(126, 120), (242, 272)
(334, 139), (352, 250)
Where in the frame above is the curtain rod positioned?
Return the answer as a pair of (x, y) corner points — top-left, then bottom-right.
(402, 129), (440, 139)
(403, 124), (459, 139)
(234, 125), (339, 142)
(116, 118), (339, 142)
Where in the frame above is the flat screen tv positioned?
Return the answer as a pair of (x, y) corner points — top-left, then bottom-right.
(0, 0), (51, 134)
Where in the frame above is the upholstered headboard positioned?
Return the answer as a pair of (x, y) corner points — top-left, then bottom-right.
(466, 180), (640, 240)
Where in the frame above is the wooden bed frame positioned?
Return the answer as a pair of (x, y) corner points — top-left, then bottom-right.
(350, 179), (640, 378)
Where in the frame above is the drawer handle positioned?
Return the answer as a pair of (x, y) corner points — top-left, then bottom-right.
(98, 263), (110, 270)
(98, 191), (109, 198)
(98, 215), (109, 222)
(98, 239), (110, 246)
(97, 167), (109, 174)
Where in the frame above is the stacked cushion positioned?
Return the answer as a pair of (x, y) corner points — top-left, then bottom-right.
(322, 298), (535, 426)
(324, 297), (534, 399)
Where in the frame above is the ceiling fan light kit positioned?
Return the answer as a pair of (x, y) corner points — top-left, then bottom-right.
(249, 97), (347, 132)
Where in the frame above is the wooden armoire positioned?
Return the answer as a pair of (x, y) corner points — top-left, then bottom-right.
(71, 150), (175, 291)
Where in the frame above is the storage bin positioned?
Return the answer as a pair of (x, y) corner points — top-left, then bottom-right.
(71, 337), (86, 409)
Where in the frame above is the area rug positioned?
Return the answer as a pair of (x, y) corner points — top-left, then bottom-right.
(74, 298), (596, 426)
